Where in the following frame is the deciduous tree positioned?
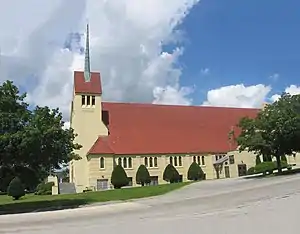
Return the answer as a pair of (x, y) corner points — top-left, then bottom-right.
(236, 93), (300, 173)
(0, 80), (82, 179)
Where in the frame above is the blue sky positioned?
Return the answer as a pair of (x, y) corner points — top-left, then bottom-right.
(179, 0), (300, 104)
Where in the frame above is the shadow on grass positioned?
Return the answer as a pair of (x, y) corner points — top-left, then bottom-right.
(0, 199), (89, 215)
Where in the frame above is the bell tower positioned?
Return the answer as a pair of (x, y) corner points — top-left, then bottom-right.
(69, 23), (108, 192)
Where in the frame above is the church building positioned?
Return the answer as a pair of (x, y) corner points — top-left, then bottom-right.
(69, 25), (299, 193)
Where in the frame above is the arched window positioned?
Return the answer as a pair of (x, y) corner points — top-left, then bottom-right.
(144, 157), (148, 167)
(128, 157), (132, 168)
(123, 157), (127, 168)
(197, 156), (200, 164)
(170, 156), (173, 165)
(118, 157), (122, 166)
(193, 156), (196, 162)
(149, 157), (153, 167)
(178, 156), (182, 166)
(154, 157), (158, 167)
(174, 156), (178, 166)
(201, 156), (205, 165)
(100, 157), (105, 169)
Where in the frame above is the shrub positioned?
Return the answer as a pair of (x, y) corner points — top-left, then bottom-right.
(0, 167), (14, 192)
(14, 166), (39, 192)
(263, 155), (272, 162)
(281, 155), (287, 162)
(111, 165), (129, 189)
(255, 156), (261, 165)
(247, 167), (255, 175)
(7, 177), (25, 200)
(254, 161), (289, 175)
(136, 165), (151, 186)
(163, 164), (180, 183)
(35, 182), (54, 195)
(187, 162), (204, 181)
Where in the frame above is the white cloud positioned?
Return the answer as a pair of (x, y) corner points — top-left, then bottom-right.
(200, 68), (210, 75)
(270, 85), (300, 102)
(269, 73), (280, 81)
(203, 84), (272, 108)
(0, 0), (199, 119)
(63, 121), (70, 130)
(153, 85), (193, 105)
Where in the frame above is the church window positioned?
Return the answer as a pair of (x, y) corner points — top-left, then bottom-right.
(100, 157), (105, 169)
(128, 157), (132, 168)
(81, 95), (86, 106)
(91, 96), (96, 106)
(229, 155), (235, 164)
(193, 156), (196, 163)
(123, 157), (127, 168)
(197, 156), (200, 165)
(149, 157), (153, 167)
(144, 157), (148, 167)
(87, 96), (91, 105)
(170, 156), (173, 165)
(174, 156), (178, 166)
(178, 156), (182, 166)
(118, 157), (122, 166)
(201, 156), (205, 165)
(154, 157), (158, 167)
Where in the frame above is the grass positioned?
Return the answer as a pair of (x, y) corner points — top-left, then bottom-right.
(0, 182), (190, 215)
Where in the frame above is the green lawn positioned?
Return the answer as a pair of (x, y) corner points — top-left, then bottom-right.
(0, 182), (190, 215)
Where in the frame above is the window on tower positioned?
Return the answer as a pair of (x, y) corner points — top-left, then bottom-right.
(87, 96), (91, 106)
(91, 96), (96, 106)
(81, 95), (86, 106)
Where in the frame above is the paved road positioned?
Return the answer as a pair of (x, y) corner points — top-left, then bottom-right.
(1, 175), (300, 234)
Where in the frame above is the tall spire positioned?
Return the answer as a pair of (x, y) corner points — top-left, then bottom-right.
(84, 23), (91, 82)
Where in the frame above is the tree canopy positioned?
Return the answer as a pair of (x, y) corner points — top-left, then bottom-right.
(0, 80), (81, 183)
(236, 93), (300, 173)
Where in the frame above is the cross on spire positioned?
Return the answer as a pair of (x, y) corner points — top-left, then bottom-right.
(84, 23), (91, 82)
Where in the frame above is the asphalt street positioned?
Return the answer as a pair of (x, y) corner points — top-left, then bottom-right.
(1, 175), (300, 234)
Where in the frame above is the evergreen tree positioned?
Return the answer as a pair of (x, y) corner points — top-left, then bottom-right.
(111, 165), (129, 189)
(7, 177), (25, 200)
(136, 165), (151, 186)
(187, 162), (204, 181)
(163, 164), (180, 183)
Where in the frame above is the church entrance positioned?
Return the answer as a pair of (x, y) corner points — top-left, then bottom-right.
(224, 166), (230, 178)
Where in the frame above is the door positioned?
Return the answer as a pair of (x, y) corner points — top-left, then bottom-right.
(238, 164), (247, 177)
(225, 166), (230, 178)
(97, 179), (108, 190)
(150, 176), (159, 186)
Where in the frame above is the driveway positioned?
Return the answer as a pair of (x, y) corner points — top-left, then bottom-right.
(1, 175), (300, 234)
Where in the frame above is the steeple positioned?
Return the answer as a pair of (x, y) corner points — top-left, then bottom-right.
(84, 23), (91, 82)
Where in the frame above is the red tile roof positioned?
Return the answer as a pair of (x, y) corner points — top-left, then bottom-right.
(88, 102), (260, 155)
(88, 137), (114, 154)
(74, 71), (102, 94)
